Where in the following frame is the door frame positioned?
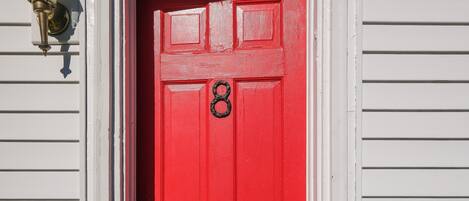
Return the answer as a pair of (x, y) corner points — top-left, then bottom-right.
(120, 0), (347, 200)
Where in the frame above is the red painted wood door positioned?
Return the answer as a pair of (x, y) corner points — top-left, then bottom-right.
(153, 0), (306, 201)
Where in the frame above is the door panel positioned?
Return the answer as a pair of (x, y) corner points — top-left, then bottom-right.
(236, 81), (283, 201)
(152, 0), (306, 200)
(163, 83), (207, 201)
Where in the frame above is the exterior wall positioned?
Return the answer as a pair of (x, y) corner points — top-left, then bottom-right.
(357, 0), (469, 200)
(0, 0), (86, 200)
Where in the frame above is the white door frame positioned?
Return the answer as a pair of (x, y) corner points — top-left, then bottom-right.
(313, 0), (359, 201)
(84, 0), (357, 200)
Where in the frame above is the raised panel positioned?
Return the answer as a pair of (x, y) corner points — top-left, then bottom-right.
(0, 0), (30, 23)
(363, 170), (469, 196)
(0, 142), (79, 169)
(236, 80), (282, 201)
(237, 3), (281, 49)
(363, 55), (469, 81)
(363, 141), (469, 167)
(0, 172), (80, 199)
(363, 112), (469, 138)
(163, 83), (207, 201)
(0, 55), (80, 81)
(0, 84), (79, 111)
(0, 114), (79, 140)
(363, 0), (469, 23)
(164, 7), (207, 53)
(0, 26), (80, 53)
(363, 25), (469, 51)
(363, 83), (469, 109)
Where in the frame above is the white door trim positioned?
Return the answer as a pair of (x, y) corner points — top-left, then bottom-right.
(312, 0), (359, 200)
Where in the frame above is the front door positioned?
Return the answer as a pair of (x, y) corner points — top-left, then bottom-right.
(152, 0), (306, 200)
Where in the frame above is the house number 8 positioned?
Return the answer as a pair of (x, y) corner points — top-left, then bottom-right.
(210, 80), (232, 118)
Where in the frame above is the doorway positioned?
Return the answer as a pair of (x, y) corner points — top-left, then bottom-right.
(136, 0), (307, 200)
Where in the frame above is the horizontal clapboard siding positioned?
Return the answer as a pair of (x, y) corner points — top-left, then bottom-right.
(0, 55), (80, 81)
(363, 141), (469, 167)
(0, 1), (30, 24)
(363, 25), (469, 52)
(0, 0), (84, 199)
(363, 0), (469, 23)
(363, 83), (469, 109)
(0, 26), (80, 53)
(360, 0), (469, 199)
(0, 84), (79, 111)
(363, 170), (469, 196)
(0, 114), (79, 140)
(0, 172), (80, 199)
(363, 112), (469, 139)
(363, 55), (469, 81)
(0, 142), (79, 170)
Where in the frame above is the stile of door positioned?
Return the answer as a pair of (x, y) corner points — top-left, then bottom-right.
(153, 0), (306, 201)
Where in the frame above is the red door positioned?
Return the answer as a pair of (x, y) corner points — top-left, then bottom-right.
(153, 0), (306, 201)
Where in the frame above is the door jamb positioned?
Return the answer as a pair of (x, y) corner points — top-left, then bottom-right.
(122, 0), (327, 200)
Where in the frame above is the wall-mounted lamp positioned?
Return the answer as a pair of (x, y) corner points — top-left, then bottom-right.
(28, 0), (71, 55)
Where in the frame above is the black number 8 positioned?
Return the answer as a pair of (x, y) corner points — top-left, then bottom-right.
(210, 80), (232, 118)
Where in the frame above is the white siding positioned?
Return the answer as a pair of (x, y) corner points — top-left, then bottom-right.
(0, 55), (80, 81)
(0, 114), (80, 140)
(0, 1), (30, 24)
(0, 172), (80, 199)
(363, 0), (469, 23)
(0, 142), (80, 169)
(363, 141), (469, 167)
(363, 55), (469, 81)
(363, 112), (469, 139)
(363, 170), (469, 196)
(363, 25), (469, 52)
(0, 84), (80, 110)
(359, 0), (469, 200)
(0, 0), (85, 200)
(363, 83), (469, 109)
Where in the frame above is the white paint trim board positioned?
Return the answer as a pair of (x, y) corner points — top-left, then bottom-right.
(363, 0), (469, 23)
(362, 112), (469, 138)
(363, 170), (469, 196)
(363, 25), (469, 51)
(0, 0), (30, 24)
(363, 83), (469, 109)
(363, 141), (469, 167)
(0, 172), (80, 199)
(363, 55), (469, 81)
(0, 84), (79, 110)
(0, 113), (79, 140)
(0, 55), (80, 81)
(0, 142), (80, 169)
(0, 26), (80, 52)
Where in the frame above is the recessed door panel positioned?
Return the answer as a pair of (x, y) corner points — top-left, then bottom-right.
(236, 80), (283, 201)
(163, 83), (207, 201)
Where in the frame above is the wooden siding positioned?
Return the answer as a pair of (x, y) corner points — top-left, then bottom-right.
(363, 0), (469, 23)
(0, 142), (80, 169)
(0, 0), (84, 200)
(0, 114), (80, 140)
(0, 172), (80, 199)
(363, 55), (469, 81)
(359, 0), (469, 200)
(0, 55), (80, 81)
(363, 112), (469, 139)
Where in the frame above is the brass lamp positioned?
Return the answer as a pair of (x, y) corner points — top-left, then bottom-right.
(28, 0), (70, 55)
